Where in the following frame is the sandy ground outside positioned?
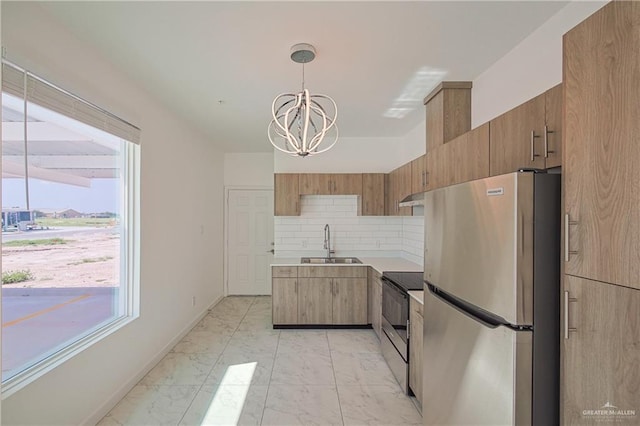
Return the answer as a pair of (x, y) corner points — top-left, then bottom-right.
(2, 228), (119, 288)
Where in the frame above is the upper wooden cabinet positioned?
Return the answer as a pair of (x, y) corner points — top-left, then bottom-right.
(424, 82), (472, 152)
(274, 173), (300, 216)
(489, 84), (563, 176)
(387, 162), (412, 216)
(424, 123), (490, 192)
(411, 155), (428, 194)
(561, 275), (640, 425)
(362, 173), (386, 216)
(299, 173), (362, 196)
(544, 84), (562, 168)
(563, 0), (640, 290)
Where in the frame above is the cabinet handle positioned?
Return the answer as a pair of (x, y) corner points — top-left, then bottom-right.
(425, 171), (429, 186)
(530, 130), (541, 162)
(544, 125), (555, 158)
(333, 181), (337, 192)
(295, 280), (297, 294)
(564, 213), (579, 262)
(328, 181), (331, 192)
(564, 291), (578, 339)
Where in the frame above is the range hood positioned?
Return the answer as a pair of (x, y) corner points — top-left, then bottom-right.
(398, 192), (425, 207)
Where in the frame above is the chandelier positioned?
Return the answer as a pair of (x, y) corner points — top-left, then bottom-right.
(268, 43), (338, 157)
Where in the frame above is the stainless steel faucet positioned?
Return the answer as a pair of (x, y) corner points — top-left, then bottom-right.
(324, 224), (334, 258)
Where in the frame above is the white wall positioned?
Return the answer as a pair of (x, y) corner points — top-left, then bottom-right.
(275, 195), (424, 265)
(274, 133), (423, 174)
(1, 3), (225, 425)
(472, 1), (607, 127)
(224, 152), (273, 187)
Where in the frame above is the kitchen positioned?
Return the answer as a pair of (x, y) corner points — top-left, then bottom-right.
(3, 0), (633, 423)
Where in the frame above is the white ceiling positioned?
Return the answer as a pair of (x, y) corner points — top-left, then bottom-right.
(38, 1), (569, 153)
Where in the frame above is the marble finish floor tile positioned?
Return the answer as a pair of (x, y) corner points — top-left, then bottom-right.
(261, 385), (343, 426)
(331, 351), (399, 386)
(223, 331), (280, 357)
(193, 315), (241, 334)
(206, 352), (275, 386)
(179, 384), (268, 426)
(327, 330), (381, 354)
(98, 385), (199, 426)
(337, 384), (423, 425)
(277, 330), (330, 355)
(171, 330), (231, 355)
(270, 352), (335, 385)
(140, 352), (218, 386)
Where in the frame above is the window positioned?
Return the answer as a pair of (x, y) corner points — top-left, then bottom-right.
(1, 62), (140, 390)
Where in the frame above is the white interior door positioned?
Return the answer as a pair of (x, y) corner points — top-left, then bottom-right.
(227, 189), (274, 295)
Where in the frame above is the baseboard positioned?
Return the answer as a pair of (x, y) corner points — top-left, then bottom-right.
(81, 294), (225, 426)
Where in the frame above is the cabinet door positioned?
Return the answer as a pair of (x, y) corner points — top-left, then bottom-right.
(362, 174), (385, 216)
(299, 174), (331, 195)
(372, 278), (382, 339)
(297, 278), (332, 324)
(426, 148), (446, 191)
(332, 278), (368, 325)
(409, 300), (423, 410)
(562, 275), (640, 425)
(544, 84), (562, 168)
(272, 278), (298, 324)
(331, 174), (363, 195)
(563, 1), (640, 289)
(397, 162), (413, 216)
(411, 155), (427, 194)
(489, 95), (545, 176)
(452, 123), (490, 185)
(274, 174), (300, 216)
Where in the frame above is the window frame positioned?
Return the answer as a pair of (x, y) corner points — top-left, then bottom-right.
(1, 61), (141, 398)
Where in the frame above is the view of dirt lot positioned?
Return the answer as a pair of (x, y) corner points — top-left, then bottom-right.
(2, 228), (119, 288)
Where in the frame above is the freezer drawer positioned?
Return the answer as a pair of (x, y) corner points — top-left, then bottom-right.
(422, 285), (533, 426)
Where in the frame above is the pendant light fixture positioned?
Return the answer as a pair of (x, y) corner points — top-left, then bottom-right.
(268, 43), (338, 157)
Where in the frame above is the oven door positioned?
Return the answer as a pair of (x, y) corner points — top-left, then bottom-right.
(381, 276), (409, 360)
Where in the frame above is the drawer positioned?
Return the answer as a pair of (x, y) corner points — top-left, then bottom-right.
(411, 297), (424, 318)
(272, 266), (297, 278)
(369, 267), (382, 281)
(298, 266), (368, 278)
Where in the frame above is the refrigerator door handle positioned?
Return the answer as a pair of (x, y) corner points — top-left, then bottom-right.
(427, 283), (516, 329)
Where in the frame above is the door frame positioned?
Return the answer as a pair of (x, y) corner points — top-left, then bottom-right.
(223, 185), (274, 296)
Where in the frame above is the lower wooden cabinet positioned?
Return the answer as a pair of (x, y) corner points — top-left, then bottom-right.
(272, 266), (368, 326)
(409, 296), (424, 412)
(272, 277), (298, 324)
(562, 275), (640, 425)
(369, 269), (383, 339)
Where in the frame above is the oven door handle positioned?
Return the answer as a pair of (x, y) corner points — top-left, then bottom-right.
(381, 276), (410, 297)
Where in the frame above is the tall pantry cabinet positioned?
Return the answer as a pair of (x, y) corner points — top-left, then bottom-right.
(562, 2), (640, 424)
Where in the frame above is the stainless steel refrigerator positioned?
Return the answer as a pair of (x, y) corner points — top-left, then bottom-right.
(423, 171), (560, 426)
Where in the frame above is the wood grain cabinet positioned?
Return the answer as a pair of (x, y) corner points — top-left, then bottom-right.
(274, 173), (300, 216)
(361, 173), (386, 216)
(387, 162), (412, 216)
(299, 173), (362, 196)
(409, 296), (423, 412)
(272, 266), (298, 324)
(424, 82), (472, 152)
(274, 266), (368, 326)
(561, 276), (640, 425)
(411, 155), (428, 194)
(489, 84), (562, 176)
(563, 0), (640, 290)
(368, 268), (383, 339)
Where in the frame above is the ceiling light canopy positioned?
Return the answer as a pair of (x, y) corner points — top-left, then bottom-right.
(268, 43), (338, 157)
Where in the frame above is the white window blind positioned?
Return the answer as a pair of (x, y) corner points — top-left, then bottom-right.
(2, 61), (141, 144)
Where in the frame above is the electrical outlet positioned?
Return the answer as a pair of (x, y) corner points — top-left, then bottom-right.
(376, 240), (381, 248)
(302, 240), (308, 248)
(192, 296), (196, 307)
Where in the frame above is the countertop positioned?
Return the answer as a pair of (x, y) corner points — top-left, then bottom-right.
(271, 257), (422, 275)
(408, 290), (424, 305)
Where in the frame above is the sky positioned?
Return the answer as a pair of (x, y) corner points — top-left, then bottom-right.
(2, 178), (119, 213)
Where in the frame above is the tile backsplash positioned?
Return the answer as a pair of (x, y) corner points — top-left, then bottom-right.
(275, 195), (424, 266)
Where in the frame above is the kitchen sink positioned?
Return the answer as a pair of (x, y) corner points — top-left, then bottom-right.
(300, 257), (362, 264)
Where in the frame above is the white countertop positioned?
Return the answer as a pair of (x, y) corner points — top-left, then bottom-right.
(408, 290), (424, 305)
(271, 257), (422, 274)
